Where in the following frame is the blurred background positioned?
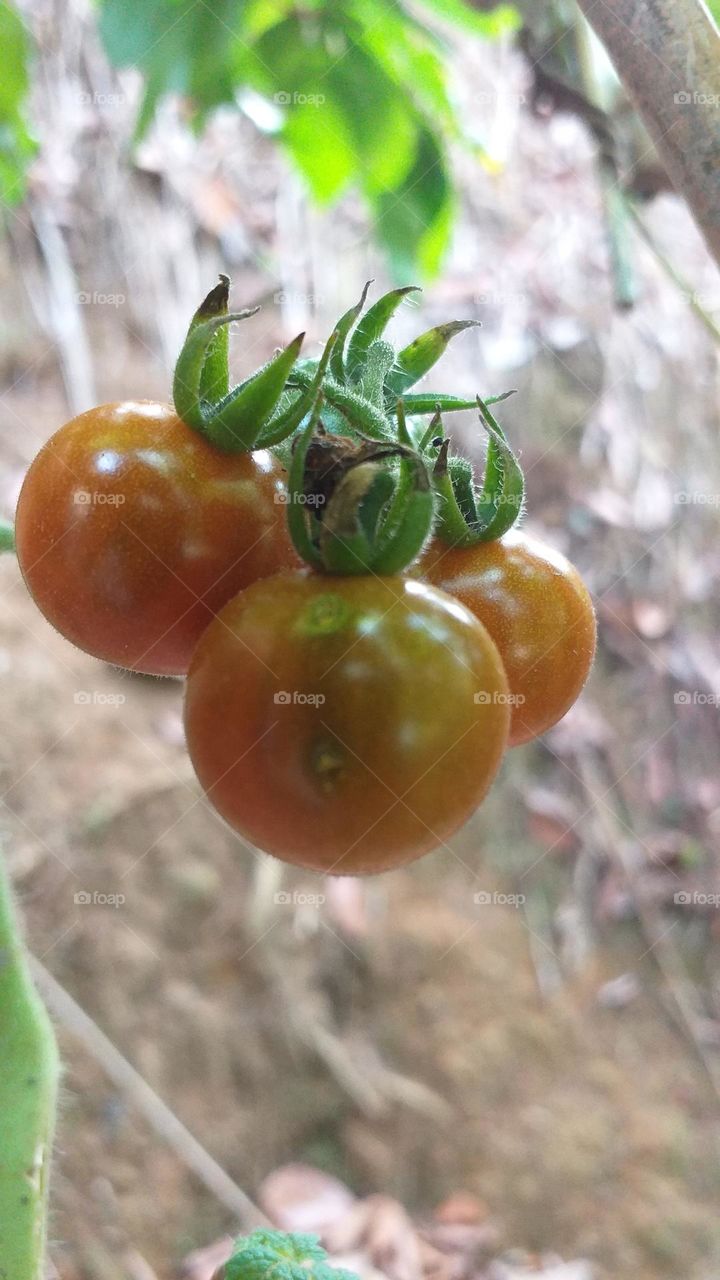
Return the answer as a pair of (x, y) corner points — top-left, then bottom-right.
(1, 0), (720, 1277)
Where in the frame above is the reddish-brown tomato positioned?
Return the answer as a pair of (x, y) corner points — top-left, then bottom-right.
(15, 401), (298, 675)
(417, 530), (596, 745)
(184, 572), (511, 874)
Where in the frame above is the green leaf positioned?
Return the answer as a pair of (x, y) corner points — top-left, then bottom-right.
(100, 0), (243, 134)
(0, 1), (36, 204)
(416, 0), (521, 38)
(372, 128), (454, 279)
(354, 0), (456, 130)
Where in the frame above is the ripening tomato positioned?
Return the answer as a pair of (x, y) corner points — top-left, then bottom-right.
(184, 573), (510, 874)
(417, 531), (596, 746)
(15, 402), (298, 676)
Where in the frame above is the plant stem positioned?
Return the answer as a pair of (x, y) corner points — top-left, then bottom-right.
(626, 199), (720, 346)
(0, 855), (59, 1280)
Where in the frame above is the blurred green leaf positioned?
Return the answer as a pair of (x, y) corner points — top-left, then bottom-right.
(0, 0), (36, 204)
(95, 0), (519, 275)
(416, 0), (521, 37)
(373, 128), (454, 279)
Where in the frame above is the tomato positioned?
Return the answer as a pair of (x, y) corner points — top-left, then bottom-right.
(184, 573), (510, 874)
(15, 402), (298, 676)
(417, 531), (596, 746)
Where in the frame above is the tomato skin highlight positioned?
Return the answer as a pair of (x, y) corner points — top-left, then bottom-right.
(184, 572), (511, 875)
(15, 402), (298, 675)
(417, 531), (596, 746)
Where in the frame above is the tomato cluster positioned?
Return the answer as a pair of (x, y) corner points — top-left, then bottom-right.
(13, 281), (596, 876)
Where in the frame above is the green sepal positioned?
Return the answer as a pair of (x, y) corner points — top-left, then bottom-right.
(395, 389), (515, 415)
(471, 397), (525, 541)
(286, 406), (325, 571)
(319, 465), (396, 574)
(257, 329), (339, 449)
(174, 314), (304, 452)
(430, 398), (524, 547)
(0, 520), (15, 553)
(288, 368), (393, 441)
(385, 320), (480, 397)
(359, 340), (395, 408)
(372, 450), (434, 574)
(173, 308), (259, 432)
(329, 280), (372, 383)
(185, 275), (231, 404)
(346, 285), (421, 381)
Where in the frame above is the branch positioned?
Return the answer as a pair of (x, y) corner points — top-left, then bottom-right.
(576, 0), (720, 268)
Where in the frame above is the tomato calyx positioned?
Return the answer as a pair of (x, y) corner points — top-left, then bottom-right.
(286, 405), (434, 576)
(421, 397), (526, 547)
(286, 283), (514, 444)
(173, 278), (306, 454)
